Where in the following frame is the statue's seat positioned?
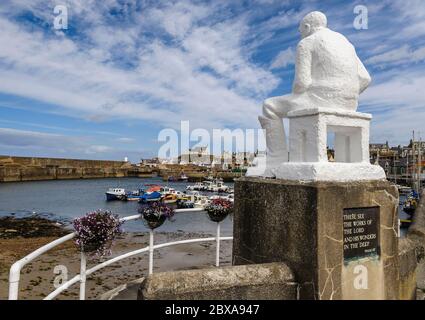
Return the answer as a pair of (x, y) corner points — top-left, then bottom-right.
(271, 107), (385, 181)
(287, 107), (371, 163)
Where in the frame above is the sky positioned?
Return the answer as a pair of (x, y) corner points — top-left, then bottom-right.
(0, 0), (424, 162)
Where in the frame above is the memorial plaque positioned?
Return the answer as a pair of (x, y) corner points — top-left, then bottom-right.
(343, 207), (380, 261)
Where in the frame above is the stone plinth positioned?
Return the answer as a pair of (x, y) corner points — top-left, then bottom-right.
(233, 177), (399, 300)
(138, 263), (297, 300)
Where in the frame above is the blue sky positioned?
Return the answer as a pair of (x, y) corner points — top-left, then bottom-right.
(0, 0), (424, 162)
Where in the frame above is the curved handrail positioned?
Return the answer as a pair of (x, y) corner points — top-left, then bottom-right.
(8, 232), (76, 300)
(9, 208), (233, 300)
(44, 235), (233, 300)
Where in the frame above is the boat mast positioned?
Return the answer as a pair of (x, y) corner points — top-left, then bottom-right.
(412, 130), (415, 190)
(406, 148), (409, 186)
(393, 151), (397, 184)
(418, 135), (422, 193)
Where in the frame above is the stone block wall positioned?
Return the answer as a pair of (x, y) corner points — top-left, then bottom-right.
(0, 155), (154, 182)
(138, 263), (297, 300)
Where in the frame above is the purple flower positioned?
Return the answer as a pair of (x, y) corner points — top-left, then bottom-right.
(138, 202), (175, 229)
(73, 210), (123, 257)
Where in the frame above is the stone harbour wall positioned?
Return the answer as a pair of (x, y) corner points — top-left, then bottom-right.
(0, 155), (154, 182)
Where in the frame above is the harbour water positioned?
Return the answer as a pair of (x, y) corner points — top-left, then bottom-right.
(0, 177), (412, 237)
(0, 177), (234, 235)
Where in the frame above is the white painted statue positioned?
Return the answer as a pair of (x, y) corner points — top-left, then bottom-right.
(248, 11), (385, 181)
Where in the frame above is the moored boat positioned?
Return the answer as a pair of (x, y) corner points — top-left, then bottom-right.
(186, 182), (205, 191)
(403, 190), (420, 215)
(176, 199), (195, 209)
(145, 185), (162, 193)
(163, 193), (178, 204)
(179, 173), (189, 181)
(139, 191), (163, 203)
(105, 188), (126, 201)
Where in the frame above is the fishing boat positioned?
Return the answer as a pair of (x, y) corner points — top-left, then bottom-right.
(203, 180), (214, 191)
(163, 194), (178, 204)
(186, 182), (205, 191)
(179, 173), (189, 182)
(176, 199), (195, 209)
(400, 218), (412, 229)
(145, 185), (162, 193)
(209, 194), (234, 203)
(403, 197), (418, 215)
(123, 188), (145, 201)
(201, 179), (229, 192)
(159, 186), (176, 195)
(396, 185), (412, 194)
(139, 191), (163, 203)
(105, 188), (126, 201)
(210, 180), (229, 192)
(124, 194), (144, 201)
(403, 190), (420, 215)
(171, 190), (186, 199)
(194, 195), (210, 209)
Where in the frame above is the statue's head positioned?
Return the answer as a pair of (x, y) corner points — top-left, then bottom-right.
(299, 11), (327, 39)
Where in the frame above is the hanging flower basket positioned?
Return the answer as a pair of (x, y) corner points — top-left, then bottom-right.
(73, 210), (123, 257)
(205, 198), (233, 222)
(138, 202), (175, 230)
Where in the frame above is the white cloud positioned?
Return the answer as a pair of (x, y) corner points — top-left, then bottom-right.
(270, 47), (295, 69)
(0, 0), (424, 153)
(366, 45), (425, 66)
(0, 1), (280, 131)
(360, 71), (425, 144)
(115, 137), (135, 143)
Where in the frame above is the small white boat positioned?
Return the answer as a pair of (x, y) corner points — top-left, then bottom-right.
(159, 186), (176, 195)
(204, 179), (229, 192)
(186, 191), (201, 197)
(209, 194), (234, 202)
(396, 184), (412, 194)
(179, 173), (189, 181)
(186, 182), (205, 191)
(194, 196), (211, 209)
(105, 188), (126, 201)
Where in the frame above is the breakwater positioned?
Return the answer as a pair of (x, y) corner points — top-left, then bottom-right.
(0, 156), (154, 182)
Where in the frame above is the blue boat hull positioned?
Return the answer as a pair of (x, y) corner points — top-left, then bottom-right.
(139, 191), (162, 203)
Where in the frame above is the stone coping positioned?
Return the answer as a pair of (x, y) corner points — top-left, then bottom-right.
(271, 162), (386, 182)
(236, 175), (392, 188)
(138, 263), (297, 300)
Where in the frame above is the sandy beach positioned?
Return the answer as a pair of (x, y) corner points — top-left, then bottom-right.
(0, 217), (232, 300)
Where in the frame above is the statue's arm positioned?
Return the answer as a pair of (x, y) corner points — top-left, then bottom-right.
(292, 41), (312, 94)
(357, 55), (371, 93)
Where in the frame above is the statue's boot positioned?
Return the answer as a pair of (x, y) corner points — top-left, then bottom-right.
(246, 116), (288, 177)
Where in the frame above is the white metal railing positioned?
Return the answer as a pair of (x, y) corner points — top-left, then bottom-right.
(8, 208), (233, 300)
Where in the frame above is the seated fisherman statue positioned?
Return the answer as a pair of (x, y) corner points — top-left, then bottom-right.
(250, 11), (372, 177)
